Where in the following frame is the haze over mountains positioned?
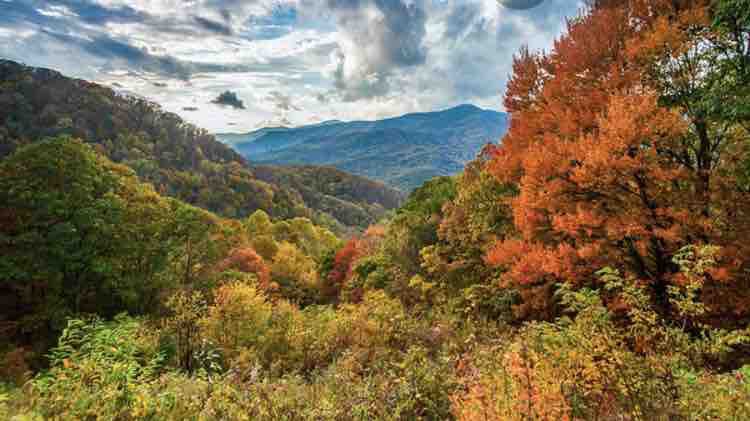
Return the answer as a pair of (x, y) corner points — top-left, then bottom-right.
(218, 105), (508, 191)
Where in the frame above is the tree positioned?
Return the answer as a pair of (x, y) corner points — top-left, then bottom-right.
(201, 282), (271, 361)
(324, 238), (361, 300)
(214, 247), (272, 291)
(486, 0), (750, 322)
(270, 242), (319, 305)
(422, 154), (512, 291)
(112, 173), (177, 314)
(163, 289), (207, 374)
(272, 217), (340, 262)
(0, 137), (175, 343)
(245, 210), (274, 238)
(1, 59), (396, 232)
(166, 202), (226, 289)
(382, 177), (457, 278)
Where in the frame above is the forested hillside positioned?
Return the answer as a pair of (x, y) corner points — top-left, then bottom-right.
(3, 1), (750, 420)
(218, 104), (507, 191)
(251, 165), (404, 229)
(0, 59), (403, 231)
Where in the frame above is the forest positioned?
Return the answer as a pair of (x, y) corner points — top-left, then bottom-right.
(2, 0), (750, 419)
(0, 59), (404, 233)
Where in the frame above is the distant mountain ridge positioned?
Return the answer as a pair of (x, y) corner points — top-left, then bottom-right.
(0, 59), (404, 232)
(217, 104), (508, 191)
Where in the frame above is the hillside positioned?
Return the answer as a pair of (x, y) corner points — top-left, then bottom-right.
(217, 105), (508, 191)
(251, 165), (402, 229)
(5, 1), (750, 420)
(0, 59), (403, 231)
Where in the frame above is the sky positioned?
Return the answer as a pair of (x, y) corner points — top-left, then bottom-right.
(0, 0), (583, 133)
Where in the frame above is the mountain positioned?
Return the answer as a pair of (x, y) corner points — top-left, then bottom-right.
(218, 104), (508, 191)
(0, 59), (403, 231)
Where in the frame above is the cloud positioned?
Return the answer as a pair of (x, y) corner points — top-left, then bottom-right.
(193, 16), (233, 35)
(242, 4), (298, 40)
(410, 0), (582, 101)
(84, 36), (191, 76)
(211, 90), (246, 109)
(266, 90), (300, 111)
(443, 2), (482, 40)
(39, 30), (194, 79)
(33, 25), (312, 80)
(304, 0), (428, 101)
(0, 0), (585, 132)
(53, 0), (151, 25)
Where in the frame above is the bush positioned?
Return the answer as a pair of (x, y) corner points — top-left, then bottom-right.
(451, 280), (750, 421)
(27, 315), (166, 419)
(201, 282), (272, 363)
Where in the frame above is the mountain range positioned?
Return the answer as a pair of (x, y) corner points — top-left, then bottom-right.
(217, 105), (508, 191)
(0, 59), (403, 232)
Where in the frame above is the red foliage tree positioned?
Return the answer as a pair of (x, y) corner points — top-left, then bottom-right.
(325, 238), (361, 298)
(486, 0), (750, 323)
(329, 238), (361, 286)
(215, 247), (272, 291)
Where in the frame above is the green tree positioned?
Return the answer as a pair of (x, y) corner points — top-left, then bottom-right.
(166, 202), (226, 289)
(1, 137), (130, 339)
(0, 137), (185, 345)
(382, 177), (457, 278)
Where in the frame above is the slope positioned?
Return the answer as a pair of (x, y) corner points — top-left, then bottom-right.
(218, 104), (508, 191)
(0, 59), (403, 231)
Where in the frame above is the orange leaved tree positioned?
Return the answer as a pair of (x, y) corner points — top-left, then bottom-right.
(486, 0), (750, 323)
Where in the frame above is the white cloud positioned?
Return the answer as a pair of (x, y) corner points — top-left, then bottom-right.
(1, 0), (583, 132)
(37, 5), (78, 18)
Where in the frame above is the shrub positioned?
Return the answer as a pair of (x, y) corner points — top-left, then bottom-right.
(451, 277), (750, 421)
(201, 282), (272, 363)
(163, 290), (207, 373)
(27, 315), (165, 419)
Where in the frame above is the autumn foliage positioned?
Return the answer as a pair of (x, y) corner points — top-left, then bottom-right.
(5, 1), (750, 419)
(215, 247), (272, 290)
(326, 238), (361, 296)
(486, 0), (750, 322)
